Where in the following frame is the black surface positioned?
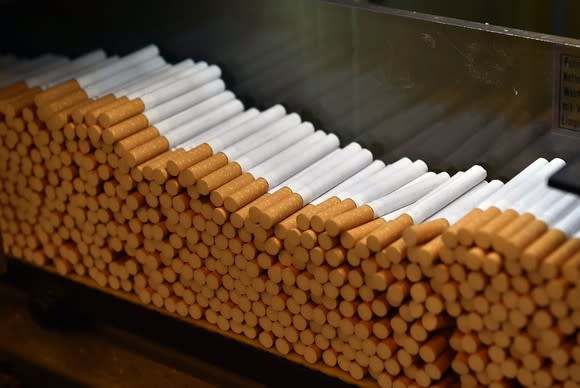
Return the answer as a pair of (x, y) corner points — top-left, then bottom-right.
(549, 158), (580, 195)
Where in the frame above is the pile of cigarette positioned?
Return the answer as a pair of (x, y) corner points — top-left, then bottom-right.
(0, 45), (579, 387)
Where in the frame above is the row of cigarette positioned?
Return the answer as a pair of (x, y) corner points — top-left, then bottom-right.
(0, 45), (579, 387)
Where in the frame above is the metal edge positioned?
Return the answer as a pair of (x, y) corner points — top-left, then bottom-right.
(324, 0), (580, 48)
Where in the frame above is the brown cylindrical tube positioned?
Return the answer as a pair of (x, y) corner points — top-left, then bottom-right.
(296, 197), (341, 231)
(340, 218), (386, 249)
(403, 218), (449, 247)
(224, 177), (269, 213)
(520, 229), (567, 272)
(539, 238), (580, 279)
(458, 206), (501, 246)
(325, 205), (376, 237)
(125, 136), (169, 167)
(84, 97), (129, 126)
(85, 124), (103, 146)
(367, 214), (413, 252)
(248, 187), (292, 223)
(104, 114), (151, 147)
(98, 98), (145, 128)
(46, 98), (95, 131)
(419, 335), (448, 363)
(474, 209), (518, 248)
(178, 152), (229, 187)
(37, 89), (88, 121)
(197, 162), (242, 195)
(503, 219), (549, 260)
(144, 150), (184, 181)
(1, 87), (41, 119)
(210, 172), (254, 207)
(71, 94), (116, 124)
(258, 192), (304, 230)
(310, 199), (357, 232)
(165, 144), (213, 177)
(274, 205), (310, 240)
(491, 212), (535, 254)
(0, 81), (27, 99)
(381, 237), (407, 265)
(229, 192), (271, 228)
(34, 79), (80, 106)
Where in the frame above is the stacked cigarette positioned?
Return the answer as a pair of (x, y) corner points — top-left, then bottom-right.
(1, 46), (579, 388)
(436, 158), (580, 387)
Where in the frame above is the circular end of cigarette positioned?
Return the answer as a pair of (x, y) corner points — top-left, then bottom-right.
(224, 177), (267, 213)
(300, 230), (318, 249)
(296, 213), (312, 231)
(87, 124), (103, 145)
(212, 207), (229, 225)
(152, 168), (169, 185)
(46, 112), (67, 131)
(264, 237), (282, 255)
(318, 232), (336, 250)
(354, 241), (370, 259)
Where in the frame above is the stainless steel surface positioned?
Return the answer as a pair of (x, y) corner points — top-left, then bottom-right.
(1, 0), (579, 177)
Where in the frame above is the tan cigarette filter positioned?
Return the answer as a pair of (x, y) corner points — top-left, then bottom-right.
(248, 187), (293, 224)
(230, 192), (272, 228)
(259, 192), (304, 229)
(367, 214), (414, 252)
(340, 218), (386, 249)
(538, 238), (580, 279)
(46, 98), (95, 131)
(503, 219), (548, 260)
(143, 150), (185, 181)
(520, 229), (567, 271)
(126, 137), (169, 167)
(224, 176), (268, 213)
(296, 201), (332, 232)
(103, 114), (150, 145)
(197, 162), (242, 195)
(0, 81), (27, 99)
(1, 88), (41, 119)
(37, 89), (88, 121)
(98, 98), (145, 128)
(457, 207), (501, 246)
(474, 209), (518, 249)
(71, 94), (116, 124)
(325, 205), (375, 237)
(84, 97), (129, 126)
(403, 218), (449, 247)
(210, 172), (254, 207)
(87, 124), (104, 146)
(178, 152), (229, 187)
(34, 79), (80, 106)
(115, 126), (160, 157)
(274, 204), (313, 240)
(408, 236), (446, 268)
(441, 209), (482, 248)
(491, 212), (535, 254)
(311, 199), (357, 233)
